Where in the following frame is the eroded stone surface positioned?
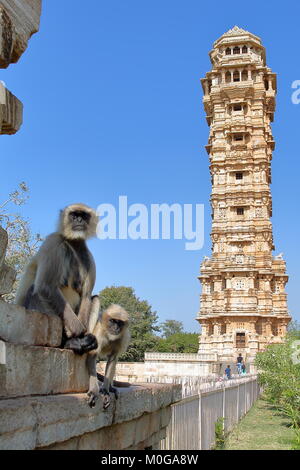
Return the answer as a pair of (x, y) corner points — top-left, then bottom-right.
(0, 263), (16, 295)
(0, 341), (89, 397)
(0, 301), (62, 346)
(0, 0), (42, 68)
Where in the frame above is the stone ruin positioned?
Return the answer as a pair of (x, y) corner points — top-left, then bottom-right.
(0, 1), (180, 450)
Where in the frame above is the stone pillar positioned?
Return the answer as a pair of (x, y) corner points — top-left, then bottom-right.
(268, 77), (272, 90)
(265, 320), (272, 337)
(225, 275), (231, 289)
(201, 324), (208, 336)
(248, 272), (255, 289)
(213, 323), (219, 336)
(279, 322), (287, 336)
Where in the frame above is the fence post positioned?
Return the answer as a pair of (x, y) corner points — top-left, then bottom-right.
(237, 383), (240, 422)
(222, 385), (226, 432)
(199, 392), (202, 450)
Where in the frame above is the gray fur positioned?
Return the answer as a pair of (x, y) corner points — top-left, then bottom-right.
(15, 204), (99, 348)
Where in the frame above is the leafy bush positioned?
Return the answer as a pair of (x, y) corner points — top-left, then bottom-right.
(255, 334), (300, 448)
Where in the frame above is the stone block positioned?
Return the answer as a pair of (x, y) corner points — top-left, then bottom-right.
(0, 263), (16, 295)
(0, 0), (42, 68)
(0, 82), (23, 134)
(0, 300), (62, 347)
(0, 341), (89, 398)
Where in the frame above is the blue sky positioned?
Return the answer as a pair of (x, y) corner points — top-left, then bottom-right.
(1, 0), (300, 331)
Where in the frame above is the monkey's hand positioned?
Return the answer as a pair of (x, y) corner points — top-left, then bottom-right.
(64, 333), (98, 355)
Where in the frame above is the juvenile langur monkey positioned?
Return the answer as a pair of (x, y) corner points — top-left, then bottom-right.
(15, 203), (99, 354)
(86, 302), (130, 409)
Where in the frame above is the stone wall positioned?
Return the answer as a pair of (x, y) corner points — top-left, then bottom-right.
(102, 353), (219, 383)
(0, 377), (181, 450)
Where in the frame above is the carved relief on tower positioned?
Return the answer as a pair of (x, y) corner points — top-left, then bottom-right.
(255, 206), (263, 218)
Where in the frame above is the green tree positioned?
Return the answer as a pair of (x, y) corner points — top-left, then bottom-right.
(155, 332), (199, 353)
(0, 183), (42, 302)
(160, 319), (184, 338)
(288, 320), (300, 340)
(99, 286), (160, 362)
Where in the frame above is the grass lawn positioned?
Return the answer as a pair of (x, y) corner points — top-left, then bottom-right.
(225, 398), (295, 450)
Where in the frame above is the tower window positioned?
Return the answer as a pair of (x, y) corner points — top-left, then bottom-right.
(237, 207), (244, 216)
(236, 332), (246, 348)
(225, 47), (231, 55)
(233, 46), (240, 55)
(233, 71), (240, 82)
(234, 134), (243, 141)
(242, 70), (248, 81)
(242, 45), (248, 54)
(225, 71), (231, 83)
(233, 104), (242, 111)
(236, 172), (243, 180)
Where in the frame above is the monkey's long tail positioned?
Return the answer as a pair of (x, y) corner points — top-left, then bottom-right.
(97, 373), (131, 388)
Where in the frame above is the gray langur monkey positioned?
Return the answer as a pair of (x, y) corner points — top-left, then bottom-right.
(86, 301), (131, 409)
(15, 203), (99, 354)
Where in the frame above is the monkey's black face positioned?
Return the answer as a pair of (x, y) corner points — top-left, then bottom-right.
(108, 318), (125, 336)
(69, 211), (91, 232)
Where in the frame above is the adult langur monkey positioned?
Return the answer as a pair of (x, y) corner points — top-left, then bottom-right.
(85, 301), (131, 409)
(15, 203), (99, 354)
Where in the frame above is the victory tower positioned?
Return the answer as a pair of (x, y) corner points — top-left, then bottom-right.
(197, 27), (291, 365)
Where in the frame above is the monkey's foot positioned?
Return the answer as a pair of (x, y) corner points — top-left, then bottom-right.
(99, 387), (112, 410)
(87, 390), (99, 408)
(64, 333), (98, 355)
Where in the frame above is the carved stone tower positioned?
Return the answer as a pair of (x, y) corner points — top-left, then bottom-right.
(197, 26), (291, 364)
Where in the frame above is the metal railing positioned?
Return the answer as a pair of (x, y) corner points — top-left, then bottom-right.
(159, 375), (259, 450)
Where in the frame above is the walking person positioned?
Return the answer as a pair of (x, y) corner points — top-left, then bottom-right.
(225, 365), (231, 380)
(236, 353), (243, 375)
